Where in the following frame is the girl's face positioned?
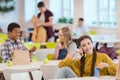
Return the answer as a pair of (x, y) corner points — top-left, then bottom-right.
(80, 38), (93, 54)
(58, 30), (64, 42)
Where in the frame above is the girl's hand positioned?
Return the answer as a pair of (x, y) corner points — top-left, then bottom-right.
(97, 62), (109, 69)
(77, 47), (83, 56)
(56, 42), (62, 49)
(72, 48), (83, 61)
(72, 53), (82, 61)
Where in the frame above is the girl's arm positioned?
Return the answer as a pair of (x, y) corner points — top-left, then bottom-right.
(103, 54), (117, 75)
(97, 54), (117, 75)
(54, 42), (62, 60)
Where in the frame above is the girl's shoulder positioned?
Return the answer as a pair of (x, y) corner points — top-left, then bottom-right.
(67, 41), (77, 50)
(96, 52), (108, 57)
(68, 41), (76, 46)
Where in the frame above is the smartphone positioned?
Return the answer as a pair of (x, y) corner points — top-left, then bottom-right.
(79, 46), (84, 56)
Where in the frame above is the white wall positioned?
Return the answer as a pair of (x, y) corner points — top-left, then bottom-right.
(73, 0), (120, 38)
(73, 0), (83, 25)
(0, 0), (18, 33)
(89, 0), (120, 38)
(116, 0), (120, 38)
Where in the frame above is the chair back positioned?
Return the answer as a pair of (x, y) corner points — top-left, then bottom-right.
(3, 68), (37, 80)
(46, 42), (56, 49)
(47, 54), (54, 60)
(0, 33), (8, 44)
(40, 65), (59, 80)
(11, 72), (31, 80)
(35, 49), (55, 61)
(11, 70), (43, 80)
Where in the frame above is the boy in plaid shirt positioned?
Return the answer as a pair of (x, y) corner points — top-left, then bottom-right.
(1, 22), (36, 62)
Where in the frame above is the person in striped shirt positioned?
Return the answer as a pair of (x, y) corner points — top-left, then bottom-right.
(1, 22), (36, 62)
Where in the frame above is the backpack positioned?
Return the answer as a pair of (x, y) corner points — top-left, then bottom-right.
(32, 26), (47, 43)
(31, 15), (47, 43)
(98, 46), (117, 60)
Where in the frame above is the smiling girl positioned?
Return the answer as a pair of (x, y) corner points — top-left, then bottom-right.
(55, 35), (117, 78)
(54, 27), (77, 60)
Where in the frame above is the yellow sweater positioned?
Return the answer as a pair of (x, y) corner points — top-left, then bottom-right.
(59, 53), (117, 77)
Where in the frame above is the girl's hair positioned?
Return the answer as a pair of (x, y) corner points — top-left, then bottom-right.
(61, 27), (72, 47)
(78, 35), (97, 76)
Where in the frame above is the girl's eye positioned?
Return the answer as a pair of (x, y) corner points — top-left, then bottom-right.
(88, 42), (90, 45)
(88, 42), (91, 45)
(82, 44), (86, 47)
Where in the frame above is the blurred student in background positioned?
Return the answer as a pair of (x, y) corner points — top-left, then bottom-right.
(54, 27), (77, 60)
(34, 1), (54, 42)
(73, 18), (89, 37)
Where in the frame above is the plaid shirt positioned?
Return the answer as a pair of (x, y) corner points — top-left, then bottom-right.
(1, 39), (28, 62)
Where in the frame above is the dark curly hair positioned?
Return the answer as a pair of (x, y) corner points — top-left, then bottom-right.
(7, 22), (20, 32)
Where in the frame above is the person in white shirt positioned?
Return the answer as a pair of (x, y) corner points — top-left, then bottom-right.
(73, 18), (89, 37)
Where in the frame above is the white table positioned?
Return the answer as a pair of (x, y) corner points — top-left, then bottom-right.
(0, 61), (41, 73)
(49, 76), (115, 80)
(0, 60), (60, 80)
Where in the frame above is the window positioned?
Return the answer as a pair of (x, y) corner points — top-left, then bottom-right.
(50, 0), (74, 23)
(84, 0), (117, 28)
(24, 0), (42, 22)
